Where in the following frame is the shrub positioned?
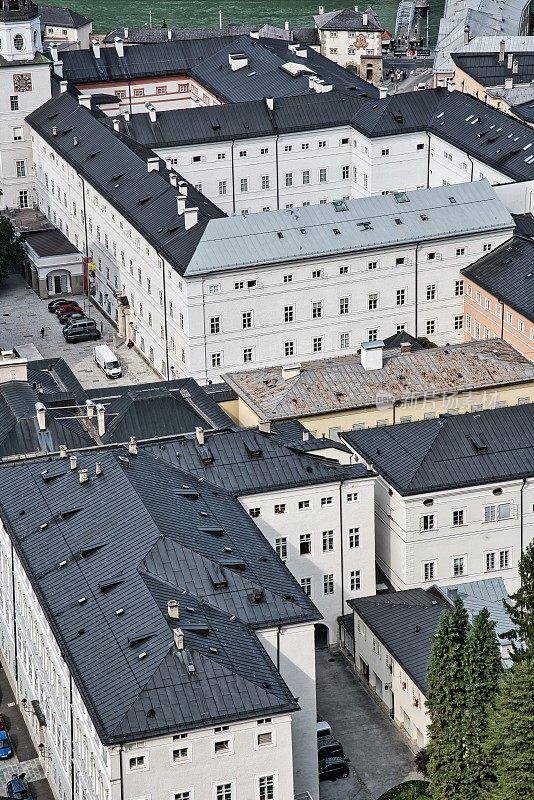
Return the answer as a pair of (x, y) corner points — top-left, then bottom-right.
(376, 779), (431, 800)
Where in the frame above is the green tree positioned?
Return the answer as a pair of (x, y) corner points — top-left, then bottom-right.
(485, 658), (534, 800)
(462, 608), (502, 798)
(503, 541), (534, 660)
(0, 216), (24, 283)
(427, 597), (470, 800)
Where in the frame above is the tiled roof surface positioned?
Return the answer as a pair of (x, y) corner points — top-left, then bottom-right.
(342, 403), (534, 495)
(461, 235), (534, 322)
(0, 450), (319, 743)
(223, 340), (533, 420)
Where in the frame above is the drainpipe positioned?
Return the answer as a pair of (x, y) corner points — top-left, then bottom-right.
(10, 541), (18, 686)
(119, 743), (125, 800)
(339, 483), (345, 620)
(499, 299), (504, 339)
(467, 153), (474, 182)
(425, 131), (431, 187)
(80, 176), (92, 319)
(128, 79), (132, 116)
(231, 140), (236, 214)
(275, 134), (280, 210)
(201, 278), (208, 384)
(276, 625), (282, 671)
(520, 477), (526, 557)
(414, 241), (420, 338)
(69, 675), (75, 800)
(392, 398), (401, 425)
(160, 253), (170, 378)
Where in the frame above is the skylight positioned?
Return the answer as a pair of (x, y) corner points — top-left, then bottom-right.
(394, 192), (409, 203)
(332, 200), (349, 212)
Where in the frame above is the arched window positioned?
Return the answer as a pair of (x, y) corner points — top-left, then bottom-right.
(14, 34), (24, 51)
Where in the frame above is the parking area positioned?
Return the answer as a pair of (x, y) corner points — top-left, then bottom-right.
(0, 664), (54, 800)
(316, 649), (421, 800)
(0, 273), (160, 388)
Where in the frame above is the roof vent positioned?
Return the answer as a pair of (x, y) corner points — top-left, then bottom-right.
(35, 402), (46, 432)
(195, 426), (205, 446)
(361, 340), (385, 371)
(228, 52), (249, 71)
(258, 420), (271, 434)
(249, 588), (265, 604)
(265, 97), (274, 111)
(281, 363), (301, 380)
(78, 468), (89, 485)
(59, 445), (68, 458)
(114, 37), (124, 57)
(69, 454), (77, 471)
(184, 207), (199, 230)
(145, 103), (157, 124)
(123, 27), (129, 38)
(91, 39), (101, 58)
(178, 181), (188, 197)
(174, 627), (185, 651)
(168, 599), (180, 620)
(147, 157), (159, 172)
(128, 436), (138, 455)
(78, 95), (92, 109)
(177, 195), (186, 216)
(112, 118), (120, 132)
(499, 39), (505, 62)
(400, 342), (412, 354)
(95, 462), (103, 476)
(96, 403), (106, 437)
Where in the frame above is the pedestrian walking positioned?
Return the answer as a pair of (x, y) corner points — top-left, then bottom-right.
(40, 326), (45, 339)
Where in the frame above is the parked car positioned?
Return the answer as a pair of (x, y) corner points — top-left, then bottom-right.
(318, 757), (350, 781)
(317, 736), (344, 760)
(55, 303), (82, 317)
(63, 319), (101, 343)
(316, 719), (332, 739)
(414, 82), (427, 91)
(0, 728), (14, 760)
(47, 298), (68, 312)
(6, 774), (33, 799)
(93, 344), (122, 378)
(58, 310), (85, 325)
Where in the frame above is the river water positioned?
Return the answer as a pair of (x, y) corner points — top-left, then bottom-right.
(40, 0), (445, 42)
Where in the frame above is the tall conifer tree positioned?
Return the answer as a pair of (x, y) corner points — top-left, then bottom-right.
(503, 541), (534, 660)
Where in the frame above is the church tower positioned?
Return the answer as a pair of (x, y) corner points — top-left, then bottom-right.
(0, 0), (51, 211)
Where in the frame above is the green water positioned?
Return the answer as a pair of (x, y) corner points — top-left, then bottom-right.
(40, 0), (445, 42)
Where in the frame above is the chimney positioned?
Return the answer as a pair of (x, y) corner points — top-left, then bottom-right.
(79, 468), (89, 485)
(128, 436), (138, 455)
(361, 340), (384, 371)
(228, 52), (248, 71)
(147, 157), (159, 172)
(86, 399), (95, 419)
(512, 59), (519, 75)
(463, 24), (469, 45)
(173, 627), (185, 651)
(0, 348), (28, 383)
(91, 39), (101, 58)
(54, 61), (63, 78)
(250, 30), (260, 39)
(265, 96), (274, 111)
(400, 342), (412, 354)
(59, 445), (68, 458)
(123, 27), (129, 39)
(302, 430), (310, 441)
(35, 402), (46, 431)
(114, 37), (124, 57)
(178, 181), (188, 197)
(167, 28), (172, 40)
(362, 12), (368, 26)
(195, 426), (205, 445)
(96, 403), (106, 437)
(499, 39), (505, 62)
(505, 76), (513, 89)
(95, 462), (103, 476)
(49, 42), (58, 62)
(281, 363), (301, 380)
(184, 207), (199, 230)
(296, 48), (307, 58)
(285, 21), (289, 30)
(146, 103), (157, 123)
(258, 420), (271, 434)
(169, 173), (178, 188)
(113, 118), (120, 132)
(177, 195), (186, 216)
(319, 6), (325, 15)
(507, 53), (513, 70)
(123, 111), (130, 122)
(167, 599), (180, 620)
(69, 454), (77, 471)
(379, 86), (388, 99)
(78, 95), (92, 109)
(52, 126), (58, 137)
(60, 80), (68, 94)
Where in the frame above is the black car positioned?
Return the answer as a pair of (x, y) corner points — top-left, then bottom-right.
(63, 319), (101, 343)
(319, 757), (350, 781)
(58, 310), (86, 325)
(317, 736), (344, 760)
(47, 298), (68, 312)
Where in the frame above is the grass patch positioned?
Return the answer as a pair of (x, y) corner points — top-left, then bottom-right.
(376, 779), (431, 800)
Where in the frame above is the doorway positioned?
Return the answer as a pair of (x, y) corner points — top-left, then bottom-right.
(314, 623), (329, 649)
(360, 658), (370, 682)
(47, 272), (69, 295)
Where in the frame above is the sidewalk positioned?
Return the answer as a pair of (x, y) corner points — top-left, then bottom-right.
(0, 665), (54, 800)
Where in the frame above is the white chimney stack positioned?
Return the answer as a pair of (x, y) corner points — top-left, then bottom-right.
(167, 28), (172, 40)
(147, 157), (159, 172)
(379, 86), (388, 99)
(512, 59), (519, 74)
(114, 37), (124, 57)
(169, 173), (178, 187)
(281, 363), (301, 380)
(319, 6), (325, 15)
(59, 444), (68, 458)
(78, 95), (92, 109)
(228, 52), (248, 71)
(499, 39), (505, 62)
(258, 420), (271, 434)
(146, 103), (157, 123)
(123, 111), (130, 122)
(463, 24), (469, 45)
(69, 454), (77, 471)
(35, 402), (46, 432)
(123, 27), (129, 38)
(177, 195), (186, 216)
(60, 80), (68, 94)
(265, 97), (274, 111)
(95, 462), (103, 476)
(195, 426), (205, 445)
(167, 599), (180, 619)
(49, 42), (58, 62)
(92, 39), (101, 58)
(362, 12), (368, 26)
(113, 118), (120, 131)
(178, 181), (188, 197)
(360, 340), (385, 371)
(507, 53), (513, 69)
(173, 627), (185, 651)
(86, 399), (95, 419)
(79, 468), (89, 485)
(285, 21), (289, 30)
(54, 60), (63, 78)
(96, 403), (106, 437)
(184, 207), (199, 230)
(505, 76), (513, 89)
(128, 436), (138, 455)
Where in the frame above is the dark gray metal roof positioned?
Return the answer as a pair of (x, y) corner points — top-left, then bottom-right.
(145, 428), (368, 495)
(314, 7), (383, 32)
(0, 449), (319, 743)
(461, 235), (534, 321)
(451, 52), (534, 88)
(342, 403), (534, 496)
(348, 589), (449, 693)
(23, 227), (81, 258)
(39, 4), (92, 27)
(26, 92), (226, 277)
(511, 98), (534, 123)
(104, 25), (263, 44)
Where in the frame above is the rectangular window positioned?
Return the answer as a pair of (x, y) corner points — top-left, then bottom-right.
(210, 316), (220, 334)
(339, 297), (349, 315)
(313, 336), (323, 352)
(312, 269), (322, 278)
(454, 315), (463, 330)
(426, 320), (436, 335)
(452, 510), (464, 526)
(323, 574), (334, 595)
(13, 127), (23, 141)
(10, 95), (19, 111)
(340, 332), (350, 349)
(421, 514), (435, 531)
(396, 288), (406, 306)
(284, 341), (294, 357)
(381, 148), (390, 156)
(285, 172), (293, 187)
(300, 577), (311, 596)
(257, 732), (273, 746)
(312, 301), (323, 319)
(321, 497), (333, 507)
(368, 261), (377, 270)
(243, 347), (253, 363)
(423, 561), (436, 582)
(249, 508), (260, 518)
(211, 352), (221, 368)
(173, 748), (188, 762)
(426, 284), (436, 301)
(299, 500), (310, 510)
(15, 160), (26, 178)
(274, 504), (286, 515)
(156, 85), (167, 95)
(350, 570), (361, 591)
(283, 274), (293, 283)
(302, 170), (310, 185)
(453, 556), (465, 577)
(368, 328), (378, 341)
(129, 756), (145, 770)
(284, 145), (292, 152)
(242, 311), (252, 329)
(261, 147), (269, 155)
(349, 528), (360, 548)
(300, 534), (312, 555)
(218, 181), (227, 195)
(322, 530), (334, 552)
(216, 784), (232, 800)
(275, 538), (287, 560)
(455, 280), (464, 296)
(217, 153), (226, 160)
(214, 740), (230, 754)
(483, 243), (492, 252)
(319, 168), (327, 182)
(342, 165), (350, 179)
(240, 178), (248, 193)
(456, 247), (465, 256)
(261, 175), (270, 190)
(368, 293), (378, 310)
(284, 305), (294, 323)
(133, 88), (145, 97)
(499, 549), (510, 569)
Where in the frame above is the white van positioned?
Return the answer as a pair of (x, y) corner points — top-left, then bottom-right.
(316, 720), (332, 739)
(93, 344), (122, 378)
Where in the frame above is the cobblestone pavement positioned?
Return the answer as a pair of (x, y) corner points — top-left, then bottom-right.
(316, 649), (421, 800)
(0, 272), (161, 389)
